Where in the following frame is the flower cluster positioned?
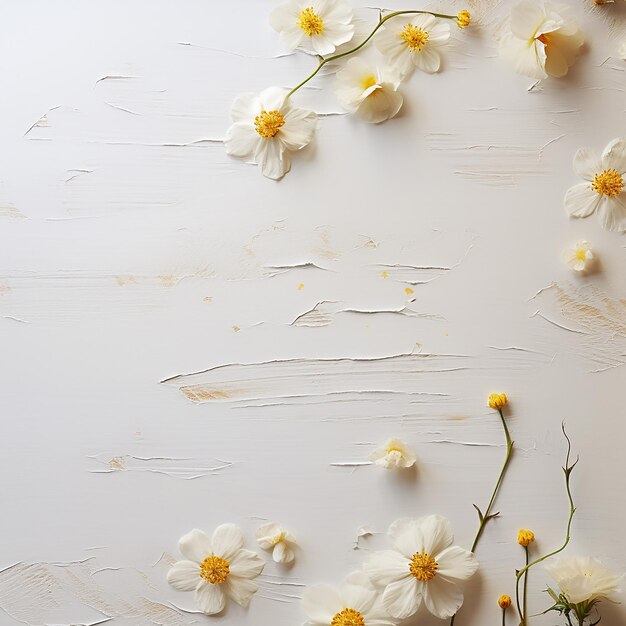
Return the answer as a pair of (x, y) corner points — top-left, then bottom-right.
(225, 1), (472, 179)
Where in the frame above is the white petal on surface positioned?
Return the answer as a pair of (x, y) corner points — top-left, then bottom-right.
(229, 549), (265, 579)
(259, 86), (288, 112)
(230, 92), (260, 123)
(602, 138), (626, 174)
(564, 183), (601, 218)
(428, 21), (451, 44)
(510, 0), (546, 40)
(255, 138), (289, 180)
(358, 88), (403, 124)
(167, 560), (200, 591)
(212, 523), (244, 561)
(422, 576), (464, 619)
(311, 33), (336, 56)
(179, 528), (212, 563)
(364, 549), (411, 586)
(340, 577), (377, 613)
(500, 34), (547, 80)
(414, 47), (441, 73)
(195, 581), (226, 615)
(573, 147), (602, 182)
(303, 584), (343, 623)
(382, 575), (421, 619)
(224, 123), (259, 160)
(388, 518), (424, 557)
(435, 545), (479, 582)
(419, 515), (454, 556)
(272, 541), (295, 564)
(256, 522), (282, 549)
(268, 3), (298, 33)
(226, 575), (259, 607)
(597, 195), (626, 233)
(281, 108), (317, 150)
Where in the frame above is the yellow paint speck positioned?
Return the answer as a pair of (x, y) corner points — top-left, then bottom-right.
(297, 283), (305, 290)
(404, 287), (414, 295)
(381, 271), (389, 279)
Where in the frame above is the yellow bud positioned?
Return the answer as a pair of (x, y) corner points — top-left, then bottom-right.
(488, 393), (508, 410)
(456, 10), (471, 29)
(498, 594), (512, 609)
(518, 529), (535, 547)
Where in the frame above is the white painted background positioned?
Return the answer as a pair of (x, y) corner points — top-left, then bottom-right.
(0, 1), (624, 625)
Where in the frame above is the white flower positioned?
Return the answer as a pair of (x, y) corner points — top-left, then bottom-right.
(364, 515), (478, 620)
(500, 1), (584, 79)
(256, 522), (296, 564)
(375, 14), (450, 76)
(619, 40), (626, 61)
(561, 241), (593, 272)
(546, 556), (622, 604)
(269, 0), (354, 56)
(564, 138), (626, 233)
(167, 524), (265, 615)
(334, 58), (403, 123)
(370, 438), (416, 469)
(303, 571), (398, 626)
(225, 87), (317, 180)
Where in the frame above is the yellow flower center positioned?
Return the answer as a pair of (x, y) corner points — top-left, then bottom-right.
(254, 110), (285, 139)
(298, 7), (324, 36)
(401, 24), (429, 52)
(517, 529), (535, 547)
(456, 10), (471, 29)
(361, 75), (378, 91)
(575, 247), (587, 261)
(199, 555), (230, 584)
(592, 169), (624, 197)
(330, 608), (365, 626)
(271, 531), (286, 546)
(409, 552), (438, 581)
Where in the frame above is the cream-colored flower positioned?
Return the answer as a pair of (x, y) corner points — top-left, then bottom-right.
(562, 241), (593, 272)
(546, 556), (622, 604)
(500, 1), (584, 79)
(335, 58), (403, 123)
(167, 524), (265, 615)
(303, 571), (398, 626)
(225, 87), (317, 180)
(564, 138), (626, 233)
(269, 0), (354, 56)
(375, 14), (450, 76)
(370, 438), (416, 469)
(619, 40), (626, 61)
(364, 515), (478, 620)
(256, 522), (296, 564)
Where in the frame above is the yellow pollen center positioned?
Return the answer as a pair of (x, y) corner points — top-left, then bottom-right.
(298, 7), (324, 36)
(199, 555), (230, 584)
(592, 169), (624, 197)
(254, 110), (285, 139)
(401, 24), (429, 52)
(361, 75), (378, 91)
(575, 248), (587, 261)
(409, 552), (438, 581)
(330, 608), (365, 626)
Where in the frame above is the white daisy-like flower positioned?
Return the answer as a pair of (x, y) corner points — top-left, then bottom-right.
(364, 515), (478, 620)
(334, 58), (403, 124)
(225, 87), (317, 180)
(167, 524), (265, 615)
(303, 571), (398, 626)
(546, 556), (622, 604)
(564, 138), (626, 233)
(500, 1), (584, 80)
(256, 522), (297, 564)
(375, 14), (450, 76)
(269, 0), (355, 56)
(561, 241), (593, 272)
(370, 438), (416, 469)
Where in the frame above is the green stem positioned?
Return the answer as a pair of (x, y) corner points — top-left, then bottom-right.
(450, 407), (514, 626)
(287, 9), (458, 98)
(515, 424), (577, 626)
(522, 547), (529, 624)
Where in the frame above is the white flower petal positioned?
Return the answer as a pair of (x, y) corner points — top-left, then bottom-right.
(211, 524), (244, 561)
(435, 545), (479, 582)
(281, 108), (317, 150)
(179, 529), (212, 563)
(382, 575), (421, 619)
(423, 576), (464, 619)
(225, 123), (260, 160)
(419, 515), (454, 556)
(256, 522), (282, 549)
(564, 183), (601, 218)
(364, 549), (411, 587)
(230, 92), (260, 123)
(259, 86), (288, 112)
(272, 541), (295, 564)
(167, 560), (200, 591)
(597, 195), (626, 233)
(226, 575), (259, 607)
(195, 581), (226, 615)
(388, 518), (424, 557)
(510, 0), (547, 40)
(501, 34), (547, 80)
(602, 138), (626, 174)
(573, 147), (602, 181)
(413, 47), (441, 73)
(255, 138), (290, 180)
(229, 549), (265, 579)
(358, 88), (403, 124)
(303, 584), (343, 623)
(340, 577), (377, 613)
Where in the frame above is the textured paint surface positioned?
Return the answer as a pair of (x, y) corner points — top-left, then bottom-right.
(0, 1), (625, 625)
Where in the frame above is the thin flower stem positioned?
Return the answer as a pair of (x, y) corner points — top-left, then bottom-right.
(522, 547), (529, 625)
(287, 9), (458, 98)
(502, 608), (507, 626)
(515, 424), (577, 626)
(450, 407), (514, 626)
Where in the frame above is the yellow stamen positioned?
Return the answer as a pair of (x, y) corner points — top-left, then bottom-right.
(592, 169), (624, 197)
(517, 529), (535, 547)
(199, 555), (230, 584)
(361, 75), (378, 91)
(298, 7), (324, 36)
(400, 24), (430, 52)
(456, 10), (471, 29)
(488, 393), (508, 410)
(409, 552), (438, 581)
(575, 247), (587, 261)
(254, 110), (285, 139)
(331, 608), (365, 626)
